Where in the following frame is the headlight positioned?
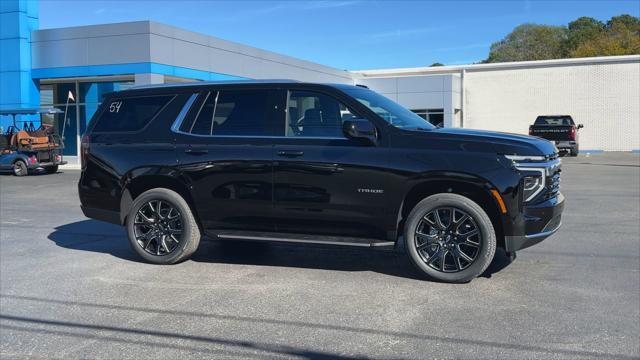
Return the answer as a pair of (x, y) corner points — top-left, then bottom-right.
(502, 154), (560, 203)
(522, 173), (544, 202)
(513, 167), (546, 202)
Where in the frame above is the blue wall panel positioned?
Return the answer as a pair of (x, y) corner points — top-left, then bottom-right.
(0, 0), (39, 111)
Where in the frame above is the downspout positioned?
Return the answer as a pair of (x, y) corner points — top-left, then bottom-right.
(460, 68), (466, 128)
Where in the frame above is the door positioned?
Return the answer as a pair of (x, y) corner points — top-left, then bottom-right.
(272, 89), (393, 240)
(174, 88), (280, 232)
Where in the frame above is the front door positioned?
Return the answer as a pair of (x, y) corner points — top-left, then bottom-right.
(174, 88), (279, 232)
(272, 89), (393, 240)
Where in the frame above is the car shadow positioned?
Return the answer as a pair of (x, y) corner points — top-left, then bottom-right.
(49, 220), (512, 281)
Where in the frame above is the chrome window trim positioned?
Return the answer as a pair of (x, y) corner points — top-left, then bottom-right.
(170, 93), (199, 133)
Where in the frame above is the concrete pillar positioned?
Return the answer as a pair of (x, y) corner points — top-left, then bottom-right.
(0, 0), (39, 128)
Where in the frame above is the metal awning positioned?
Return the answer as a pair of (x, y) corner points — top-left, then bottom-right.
(0, 107), (63, 116)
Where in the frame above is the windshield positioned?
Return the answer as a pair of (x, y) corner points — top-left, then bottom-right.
(343, 88), (435, 130)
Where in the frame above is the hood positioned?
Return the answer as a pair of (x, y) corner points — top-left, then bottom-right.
(402, 127), (557, 156)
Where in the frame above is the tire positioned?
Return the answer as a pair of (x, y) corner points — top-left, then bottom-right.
(126, 188), (201, 264)
(404, 193), (496, 283)
(569, 147), (579, 157)
(45, 165), (59, 174)
(13, 160), (28, 177)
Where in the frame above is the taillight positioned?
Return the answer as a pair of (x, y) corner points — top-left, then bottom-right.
(569, 126), (576, 140)
(28, 155), (38, 165)
(529, 128), (534, 136)
(81, 134), (91, 169)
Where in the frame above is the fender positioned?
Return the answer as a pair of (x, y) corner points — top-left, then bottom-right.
(394, 170), (513, 247)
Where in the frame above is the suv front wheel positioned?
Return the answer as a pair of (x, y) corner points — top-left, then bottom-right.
(126, 188), (201, 264)
(405, 193), (496, 283)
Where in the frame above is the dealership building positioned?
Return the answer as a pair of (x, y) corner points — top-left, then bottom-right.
(2, 0), (639, 165)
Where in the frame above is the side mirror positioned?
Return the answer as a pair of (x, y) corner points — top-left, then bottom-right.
(577, 124), (584, 129)
(342, 119), (377, 143)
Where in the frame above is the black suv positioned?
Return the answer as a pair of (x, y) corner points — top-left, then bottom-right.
(79, 81), (564, 282)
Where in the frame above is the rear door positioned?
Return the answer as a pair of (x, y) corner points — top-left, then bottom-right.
(271, 88), (392, 240)
(173, 87), (280, 232)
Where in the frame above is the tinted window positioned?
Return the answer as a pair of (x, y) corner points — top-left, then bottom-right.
(188, 92), (216, 135)
(179, 90), (270, 136)
(534, 116), (575, 126)
(286, 91), (356, 138)
(93, 95), (174, 132)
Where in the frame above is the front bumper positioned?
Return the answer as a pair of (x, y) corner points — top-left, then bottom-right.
(505, 193), (565, 252)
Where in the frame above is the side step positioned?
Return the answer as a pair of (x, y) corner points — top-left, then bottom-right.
(208, 230), (395, 249)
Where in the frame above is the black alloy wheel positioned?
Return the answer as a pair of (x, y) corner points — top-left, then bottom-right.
(404, 193), (496, 283)
(133, 200), (184, 256)
(415, 207), (481, 273)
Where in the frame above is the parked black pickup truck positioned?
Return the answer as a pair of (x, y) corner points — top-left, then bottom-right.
(529, 115), (583, 156)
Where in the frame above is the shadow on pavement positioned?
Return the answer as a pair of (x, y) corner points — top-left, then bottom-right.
(48, 219), (512, 281)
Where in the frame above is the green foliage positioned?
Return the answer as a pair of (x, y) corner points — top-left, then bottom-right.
(486, 24), (567, 62)
(566, 17), (605, 52)
(429, 63), (444, 67)
(485, 14), (640, 62)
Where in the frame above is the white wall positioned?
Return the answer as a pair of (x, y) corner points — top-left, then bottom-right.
(463, 62), (639, 151)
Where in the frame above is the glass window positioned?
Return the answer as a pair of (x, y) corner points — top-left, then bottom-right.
(54, 83), (76, 105)
(40, 85), (54, 106)
(188, 92), (216, 135)
(181, 90), (270, 136)
(411, 109), (444, 128)
(212, 90), (269, 136)
(92, 95), (174, 132)
(286, 91), (355, 138)
(534, 116), (574, 126)
(343, 88), (434, 130)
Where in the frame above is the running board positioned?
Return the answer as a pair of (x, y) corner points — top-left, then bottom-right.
(208, 230), (395, 249)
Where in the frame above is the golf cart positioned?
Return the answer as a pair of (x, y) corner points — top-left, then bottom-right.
(0, 108), (67, 176)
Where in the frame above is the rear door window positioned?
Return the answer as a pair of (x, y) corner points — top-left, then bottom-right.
(178, 90), (272, 137)
(93, 95), (174, 132)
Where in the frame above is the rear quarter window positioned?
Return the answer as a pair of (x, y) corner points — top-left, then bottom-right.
(92, 95), (174, 132)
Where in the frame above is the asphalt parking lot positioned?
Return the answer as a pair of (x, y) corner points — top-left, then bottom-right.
(1, 153), (638, 359)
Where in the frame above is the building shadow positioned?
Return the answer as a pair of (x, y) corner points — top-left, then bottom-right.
(48, 220), (512, 281)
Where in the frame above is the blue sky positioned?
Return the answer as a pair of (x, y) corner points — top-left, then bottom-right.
(39, 0), (640, 70)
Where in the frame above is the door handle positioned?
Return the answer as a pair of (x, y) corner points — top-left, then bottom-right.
(184, 148), (208, 155)
(277, 150), (304, 158)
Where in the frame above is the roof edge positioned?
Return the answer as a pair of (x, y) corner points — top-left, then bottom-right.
(352, 55), (640, 77)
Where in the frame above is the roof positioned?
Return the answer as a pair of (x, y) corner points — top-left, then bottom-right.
(352, 55), (640, 77)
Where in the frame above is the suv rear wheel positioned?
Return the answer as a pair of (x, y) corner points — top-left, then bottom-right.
(126, 188), (201, 264)
(404, 193), (496, 283)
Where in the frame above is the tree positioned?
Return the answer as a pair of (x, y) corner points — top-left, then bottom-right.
(429, 62), (444, 67)
(570, 14), (640, 57)
(565, 17), (605, 52)
(486, 24), (567, 63)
